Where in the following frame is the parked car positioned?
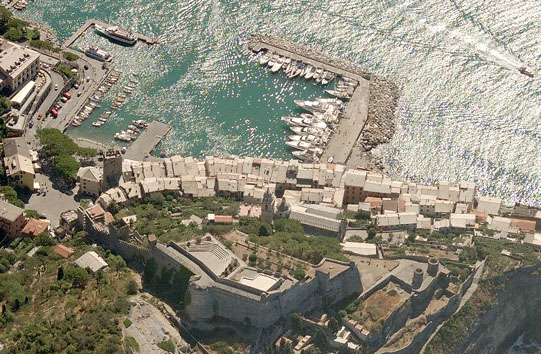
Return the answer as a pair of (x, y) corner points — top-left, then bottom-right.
(54, 84), (58, 90)
(29, 120), (34, 128)
(60, 97), (68, 103)
(37, 114), (43, 120)
(73, 83), (79, 89)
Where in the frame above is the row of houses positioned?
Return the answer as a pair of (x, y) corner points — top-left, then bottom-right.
(79, 153), (540, 240)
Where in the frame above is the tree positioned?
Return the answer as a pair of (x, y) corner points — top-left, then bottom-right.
(57, 266), (64, 280)
(313, 328), (328, 350)
(258, 223), (272, 236)
(108, 255), (126, 275)
(25, 209), (40, 219)
(367, 226), (378, 240)
(65, 267), (90, 288)
(0, 7), (12, 33)
(290, 313), (303, 334)
(95, 270), (105, 289)
(35, 233), (55, 246)
(12, 298), (20, 312)
(4, 27), (22, 41)
(248, 252), (257, 267)
(328, 317), (339, 333)
(143, 257), (157, 284)
(0, 96), (11, 114)
(62, 52), (79, 61)
(126, 279), (138, 295)
(107, 201), (120, 215)
(291, 266), (305, 280)
(53, 154), (80, 181)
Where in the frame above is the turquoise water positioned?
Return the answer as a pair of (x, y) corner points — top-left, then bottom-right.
(21, 0), (541, 206)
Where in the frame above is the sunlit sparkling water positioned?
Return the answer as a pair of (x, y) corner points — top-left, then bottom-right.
(21, 0), (541, 206)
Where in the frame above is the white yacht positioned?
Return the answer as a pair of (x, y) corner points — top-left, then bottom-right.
(85, 45), (113, 62)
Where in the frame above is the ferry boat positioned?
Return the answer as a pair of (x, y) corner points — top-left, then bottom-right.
(95, 24), (137, 45)
(85, 46), (113, 62)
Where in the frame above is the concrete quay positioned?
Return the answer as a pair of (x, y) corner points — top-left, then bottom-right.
(124, 121), (171, 160)
(62, 19), (159, 49)
(321, 78), (370, 164)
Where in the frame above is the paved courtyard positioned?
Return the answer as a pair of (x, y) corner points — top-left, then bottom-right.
(24, 173), (80, 227)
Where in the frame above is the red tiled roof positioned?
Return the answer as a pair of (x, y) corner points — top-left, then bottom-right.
(215, 215), (233, 224)
(87, 204), (105, 219)
(511, 218), (536, 233)
(21, 218), (49, 237)
(53, 244), (74, 258)
(104, 212), (115, 224)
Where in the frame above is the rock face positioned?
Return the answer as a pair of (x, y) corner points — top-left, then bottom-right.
(457, 265), (541, 354)
(425, 264), (541, 354)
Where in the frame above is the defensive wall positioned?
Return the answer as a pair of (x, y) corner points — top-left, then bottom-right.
(78, 206), (362, 329)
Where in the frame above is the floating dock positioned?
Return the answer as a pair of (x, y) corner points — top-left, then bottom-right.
(124, 121), (171, 160)
(62, 19), (159, 49)
(246, 34), (372, 165)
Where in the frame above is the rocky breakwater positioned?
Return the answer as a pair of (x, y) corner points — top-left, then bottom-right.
(356, 76), (400, 170)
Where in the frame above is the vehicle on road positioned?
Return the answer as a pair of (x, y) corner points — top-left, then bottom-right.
(60, 97), (68, 103)
(50, 109), (58, 118)
(63, 92), (71, 99)
(86, 76), (90, 82)
(73, 83), (79, 89)
(37, 114), (43, 120)
(29, 120), (34, 128)
(54, 84), (58, 90)
(77, 92), (81, 97)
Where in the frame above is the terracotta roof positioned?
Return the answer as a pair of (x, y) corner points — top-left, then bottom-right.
(53, 244), (74, 258)
(104, 212), (114, 224)
(511, 218), (536, 233)
(214, 215), (233, 224)
(87, 204), (105, 219)
(469, 210), (488, 223)
(364, 197), (383, 209)
(21, 218), (49, 237)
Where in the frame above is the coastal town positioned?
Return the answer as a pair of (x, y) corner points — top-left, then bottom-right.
(0, 4), (540, 354)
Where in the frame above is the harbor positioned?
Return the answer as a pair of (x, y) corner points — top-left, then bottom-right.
(123, 121), (172, 160)
(246, 34), (397, 166)
(62, 19), (159, 49)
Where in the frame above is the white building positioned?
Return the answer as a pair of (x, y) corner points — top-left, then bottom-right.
(0, 39), (40, 92)
(476, 196), (502, 216)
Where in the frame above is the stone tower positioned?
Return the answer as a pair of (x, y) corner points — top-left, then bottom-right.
(261, 187), (276, 223)
(103, 149), (123, 190)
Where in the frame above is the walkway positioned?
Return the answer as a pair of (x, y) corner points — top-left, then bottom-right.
(124, 121), (172, 160)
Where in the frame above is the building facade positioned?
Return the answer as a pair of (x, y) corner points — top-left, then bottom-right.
(0, 40), (40, 92)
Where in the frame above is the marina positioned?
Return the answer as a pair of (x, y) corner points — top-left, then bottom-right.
(123, 121), (172, 160)
(247, 34), (377, 165)
(62, 19), (159, 49)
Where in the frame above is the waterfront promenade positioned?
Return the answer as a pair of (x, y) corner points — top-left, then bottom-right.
(124, 121), (171, 160)
(62, 19), (159, 49)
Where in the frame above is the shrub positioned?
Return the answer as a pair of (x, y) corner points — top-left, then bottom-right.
(29, 39), (54, 51)
(157, 339), (175, 353)
(62, 52), (79, 61)
(123, 319), (132, 328)
(4, 27), (22, 41)
(125, 336), (138, 351)
(126, 279), (138, 295)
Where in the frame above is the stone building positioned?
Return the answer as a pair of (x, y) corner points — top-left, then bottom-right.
(0, 39), (40, 92)
(103, 150), (123, 190)
(0, 200), (26, 238)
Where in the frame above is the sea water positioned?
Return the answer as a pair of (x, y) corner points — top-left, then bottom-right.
(21, 0), (541, 206)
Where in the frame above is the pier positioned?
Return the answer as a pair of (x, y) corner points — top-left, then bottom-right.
(62, 19), (159, 49)
(247, 35), (372, 165)
(124, 121), (172, 160)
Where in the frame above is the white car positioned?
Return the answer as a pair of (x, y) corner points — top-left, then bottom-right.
(54, 84), (58, 90)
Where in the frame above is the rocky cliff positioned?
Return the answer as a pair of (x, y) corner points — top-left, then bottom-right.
(424, 264), (541, 354)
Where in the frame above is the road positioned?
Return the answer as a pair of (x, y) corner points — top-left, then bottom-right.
(44, 52), (109, 131)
